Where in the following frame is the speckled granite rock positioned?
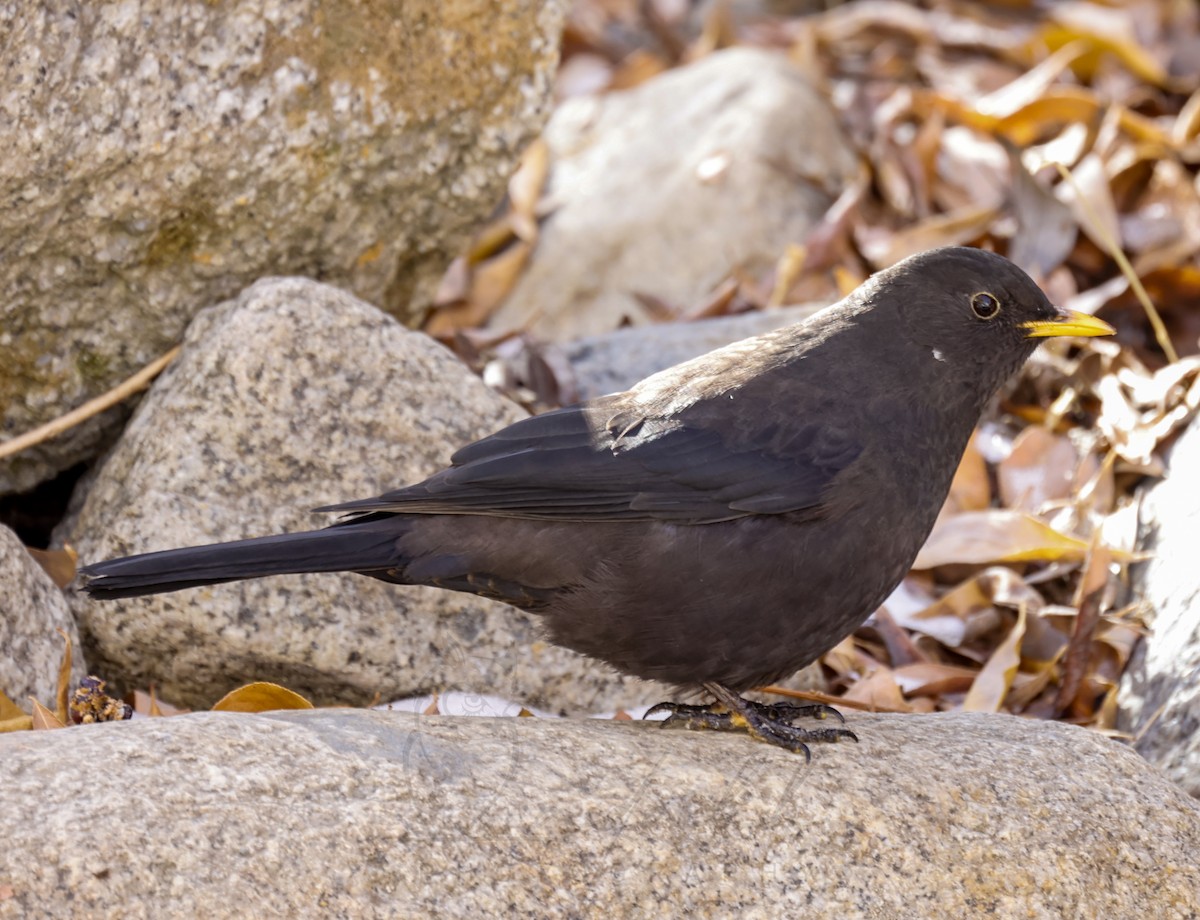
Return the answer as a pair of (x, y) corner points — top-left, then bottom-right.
(489, 46), (857, 340)
(0, 525), (84, 706)
(0, 0), (565, 494)
(2, 710), (1197, 917)
(1121, 418), (1200, 796)
(64, 278), (650, 713)
(562, 302), (828, 400)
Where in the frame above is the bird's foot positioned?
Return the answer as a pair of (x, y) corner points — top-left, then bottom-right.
(645, 686), (857, 760)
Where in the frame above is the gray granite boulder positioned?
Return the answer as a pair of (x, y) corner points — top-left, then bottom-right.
(64, 278), (649, 713)
(0, 0), (565, 494)
(1121, 418), (1200, 796)
(2, 709), (1197, 917)
(489, 46), (858, 339)
(0, 525), (85, 707)
(562, 302), (828, 400)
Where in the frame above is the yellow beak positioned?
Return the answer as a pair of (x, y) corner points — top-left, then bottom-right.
(1021, 309), (1115, 339)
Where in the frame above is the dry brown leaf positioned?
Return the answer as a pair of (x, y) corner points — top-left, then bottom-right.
(133, 688), (188, 717)
(1056, 153), (1122, 251)
(887, 576), (997, 648)
(0, 690), (31, 733)
(871, 606), (926, 667)
(962, 604), (1027, 712)
(30, 698), (66, 730)
(26, 545), (78, 589)
(935, 127), (1009, 212)
(915, 510), (1093, 568)
(211, 682), (315, 714)
(976, 41), (1090, 119)
(54, 627), (71, 725)
(820, 635), (869, 679)
(943, 434), (991, 515)
(508, 138), (550, 243)
(858, 204), (998, 268)
(1005, 664), (1056, 712)
(892, 662), (978, 697)
(1008, 144), (1077, 278)
(997, 426), (1084, 511)
(841, 667), (912, 713)
(995, 88), (1100, 147)
(1038, 18), (1169, 88)
(426, 240), (534, 336)
(1096, 357), (1200, 465)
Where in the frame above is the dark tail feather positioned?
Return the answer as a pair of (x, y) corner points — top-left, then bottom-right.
(79, 523), (405, 600)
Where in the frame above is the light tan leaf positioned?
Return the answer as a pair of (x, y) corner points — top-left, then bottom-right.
(962, 604), (1027, 712)
(211, 682), (314, 714)
(0, 690), (30, 733)
(26, 545), (78, 589)
(841, 667), (912, 713)
(30, 698), (66, 730)
(915, 510), (1092, 569)
(54, 627), (71, 725)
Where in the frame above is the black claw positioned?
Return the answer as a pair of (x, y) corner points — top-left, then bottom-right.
(757, 701), (847, 724)
(642, 687), (855, 758)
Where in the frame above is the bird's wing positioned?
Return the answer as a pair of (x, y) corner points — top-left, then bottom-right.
(320, 393), (863, 525)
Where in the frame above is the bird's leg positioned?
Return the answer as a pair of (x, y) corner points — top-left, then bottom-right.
(645, 683), (857, 759)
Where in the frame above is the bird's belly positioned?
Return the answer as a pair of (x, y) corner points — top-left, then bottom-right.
(543, 506), (928, 690)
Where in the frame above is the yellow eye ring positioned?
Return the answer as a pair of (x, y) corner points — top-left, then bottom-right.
(971, 292), (1000, 319)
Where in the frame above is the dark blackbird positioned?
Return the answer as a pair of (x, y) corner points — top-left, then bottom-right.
(80, 247), (1113, 755)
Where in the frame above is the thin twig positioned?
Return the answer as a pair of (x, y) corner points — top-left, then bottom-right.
(1053, 161), (1178, 363)
(0, 345), (181, 461)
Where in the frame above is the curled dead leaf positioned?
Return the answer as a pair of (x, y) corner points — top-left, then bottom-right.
(962, 604), (1027, 713)
(211, 682), (315, 714)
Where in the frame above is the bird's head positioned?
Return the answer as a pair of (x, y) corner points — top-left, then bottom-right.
(868, 247), (1113, 388)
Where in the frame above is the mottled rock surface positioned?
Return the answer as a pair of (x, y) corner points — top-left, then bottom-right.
(65, 278), (650, 712)
(1121, 417), (1200, 796)
(0, 525), (84, 706)
(2, 709), (1197, 917)
(0, 0), (565, 494)
(490, 46), (857, 339)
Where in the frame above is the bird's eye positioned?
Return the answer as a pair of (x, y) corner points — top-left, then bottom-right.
(971, 292), (1001, 320)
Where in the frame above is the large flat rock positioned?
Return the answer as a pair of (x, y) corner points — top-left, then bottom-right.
(3, 709), (1197, 917)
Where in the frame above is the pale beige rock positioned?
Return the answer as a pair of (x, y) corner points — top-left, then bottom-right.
(1121, 417), (1200, 796)
(0, 0), (565, 494)
(1, 710), (1197, 918)
(490, 47), (857, 339)
(0, 525), (85, 707)
(65, 278), (651, 713)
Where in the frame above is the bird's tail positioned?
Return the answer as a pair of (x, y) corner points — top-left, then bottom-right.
(78, 522), (404, 600)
